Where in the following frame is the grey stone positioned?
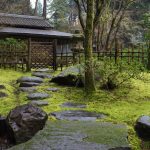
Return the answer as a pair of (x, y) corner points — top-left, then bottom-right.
(30, 100), (49, 106)
(51, 66), (84, 87)
(50, 110), (107, 121)
(9, 121), (130, 150)
(7, 104), (48, 144)
(27, 93), (49, 100)
(0, 91), (8, 98)
(32, 72), (52, 79)
(0, 85), (6, 90)
(135, 115), (150, 140)
(19, 87), (37, 93)
(61, 102), (86, 108)
(19, 82), (40, 87)
(35, 68), (53, 73)
(17, 77), (43, 83)
(47, 87), (59, 92)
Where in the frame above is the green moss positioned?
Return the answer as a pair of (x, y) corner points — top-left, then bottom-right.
(1, 69), (150, 149)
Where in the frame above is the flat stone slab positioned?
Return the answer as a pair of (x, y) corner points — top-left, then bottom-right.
(32, 72), (52, 79)
(9, 121), (130, 150)
(27, 93), (49, 100)
(19, 82), (41, 87)
(0, 85), (6, 90)
(47, 87), (60, 92)
(0, 92), (8, 98)
(50, 110), (106, 121)
(30, 100), (49, 106)
(35, 68), (53, 73)
(61, 102), (86, 108)
(135, 115), (150, 140)
(19, 87), (37, 93)
(17, 77), (43, 83)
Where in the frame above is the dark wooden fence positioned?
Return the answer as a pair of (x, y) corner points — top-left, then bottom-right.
(0, 44), (28, 71)
(55, 43), (149, 70)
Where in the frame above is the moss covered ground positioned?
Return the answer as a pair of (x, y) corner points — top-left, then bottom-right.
(0, 69), (150, 149)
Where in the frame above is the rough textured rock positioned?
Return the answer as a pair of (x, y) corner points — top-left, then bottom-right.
(17, 77), (43, 83)
(0, 92), (8, 98)
(51, 66), (84, 87)
(27, 93), (49, 100)
(135, 115), (150, 140)
(9, 121), (130, 150)
(7, 104), (48, 144)
(47, 87), (60, 92)
(19, 87), (36, 93)
(61, 102), (86, 108)
(0, 85), (6, 90)
(30, 100), (49, 106)
(32, 72), (52, 79)
(19, 82), (40, 87)
(50, 110), (106, 121)
(0, 116), (15, 149)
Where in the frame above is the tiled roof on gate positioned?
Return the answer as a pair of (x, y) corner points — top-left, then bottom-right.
(0, 13), (53, 29)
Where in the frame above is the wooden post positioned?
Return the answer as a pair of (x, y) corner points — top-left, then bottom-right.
(53, 39), (57, 70)
(115, 38), (119, 64)
(27, 38), (31, 72)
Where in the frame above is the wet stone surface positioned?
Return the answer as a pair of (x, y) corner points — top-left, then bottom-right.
(0, 85), (6, 90)
(9, 121), (130, 150)
(50, 110), (107, 121)
(19, 82), (41, 87)
(0, 92), (8, 98)
(35, 68), (53, 73)
(61, 102), (86, 108)
(47, 87), (60, 92)
(7, 104), (48, 144)
(135, 115), (150, 141)
(27, 93), (49, 100)
(17, 77), (43, 83)
(19, 87), (37, 93)
(32, 72), (52, 79)
(30, 100), (49, 106)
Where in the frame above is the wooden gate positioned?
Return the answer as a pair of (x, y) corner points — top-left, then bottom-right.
(31, 38), (54, 69)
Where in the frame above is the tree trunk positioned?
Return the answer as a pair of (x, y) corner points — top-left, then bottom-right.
(34, 0), (38, 16)
(84, 0), (96, 93)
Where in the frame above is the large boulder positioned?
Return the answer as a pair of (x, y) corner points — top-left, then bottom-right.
(7, 104), (48, 144)
(135, 115), (150, 140)
(51, 66), (84, 87)
(0, 116), (15, 149)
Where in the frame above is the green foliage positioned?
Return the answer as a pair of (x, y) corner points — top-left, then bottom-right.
(94, 58), (144, 90)
(0, 38), (27, 51)
(143, 13), (150, 41)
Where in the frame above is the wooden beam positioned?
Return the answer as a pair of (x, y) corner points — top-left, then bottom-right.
(27, 37), (31, 71)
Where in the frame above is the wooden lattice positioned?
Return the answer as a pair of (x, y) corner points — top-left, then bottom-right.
(31, 39), (54, 69)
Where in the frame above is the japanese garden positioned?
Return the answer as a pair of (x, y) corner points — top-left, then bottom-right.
(0, 0), (150, 150)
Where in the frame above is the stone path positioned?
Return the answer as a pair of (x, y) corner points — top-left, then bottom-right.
(0, 85), (8, 98)
(10, 68), (131, 150)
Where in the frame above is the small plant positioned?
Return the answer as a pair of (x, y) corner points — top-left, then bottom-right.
(94, 58), (144, 90)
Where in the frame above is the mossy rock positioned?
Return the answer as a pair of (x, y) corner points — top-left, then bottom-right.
(9, 121), (130, 150)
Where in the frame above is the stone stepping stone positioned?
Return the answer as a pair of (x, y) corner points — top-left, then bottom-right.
(35, 68), (53, 73)
(19, 87), (37, 93)
(0, 85), (6, 90)
(135, 115), (150, 140)
(47, 87), (59, 92)
(9, 121), (130, 150)
(19, 82), (40, 87)
(17, 76), (43, 83)
(50, 110), (106, 121)
(30, 100), (49, 106)
(61, 102), (86, 108)
(32, 72), (52, 79)
(0, 91), (8, 98)
(27, 93), (49, 100)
